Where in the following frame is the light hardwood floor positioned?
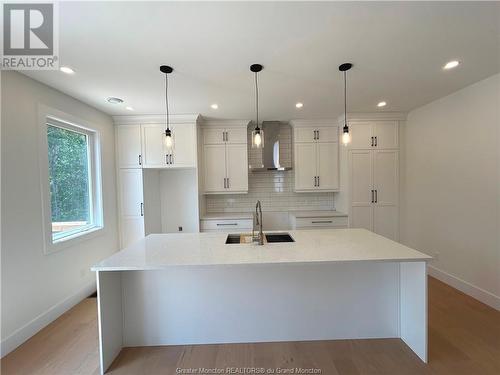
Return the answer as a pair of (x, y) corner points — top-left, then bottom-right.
(2, 277), (499, 375)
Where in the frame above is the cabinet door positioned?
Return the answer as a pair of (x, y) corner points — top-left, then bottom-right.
(317, 142), (339, 190)
(316, 126), (337, 143)
(226, 144), (248, 193)
(349, 150), (373, 230)
(225, 128), (247, 144)
(203, 128), (225, 145)
(116, 125), (142, 168)
(141, 124), (166, 168)
(373, 121), (398, 149)
(119, 169), (144, 248)
(349, 122), (373, 149)
(171, 124), (196, 167)
(294, 143), (317, 191)
(119, 169), (144, 216)
(294, 127), (316, 143)
(203, 144), (227, 193)
(120, 217), (145, 248)
(373, 150), (399, 240)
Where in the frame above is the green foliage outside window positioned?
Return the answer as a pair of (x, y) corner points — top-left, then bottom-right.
(47, 125), (90, 223)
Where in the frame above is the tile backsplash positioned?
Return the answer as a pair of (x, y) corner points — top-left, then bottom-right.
(206, 170), (335, 213)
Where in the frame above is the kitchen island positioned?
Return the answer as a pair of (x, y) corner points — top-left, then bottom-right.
(92, 229), (431, 374)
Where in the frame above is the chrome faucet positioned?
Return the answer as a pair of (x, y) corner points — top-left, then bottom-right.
(253, 200), (264, 245)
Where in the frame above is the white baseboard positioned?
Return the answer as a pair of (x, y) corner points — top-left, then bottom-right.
(428, 265), (500, 311)
(1, 281), (97, 358)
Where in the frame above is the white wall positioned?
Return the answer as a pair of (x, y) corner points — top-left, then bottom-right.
(401, 73), (500, 309)
(1, 72), (119, 355)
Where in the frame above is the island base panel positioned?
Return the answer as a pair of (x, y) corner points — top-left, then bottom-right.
(97, 261), (427, 373)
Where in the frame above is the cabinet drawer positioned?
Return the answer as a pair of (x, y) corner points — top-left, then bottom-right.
(200, 218), (253, 231)
(294, 216), (348, 229)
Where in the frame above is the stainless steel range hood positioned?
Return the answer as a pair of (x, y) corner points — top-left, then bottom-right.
(249, 121), (292, 171)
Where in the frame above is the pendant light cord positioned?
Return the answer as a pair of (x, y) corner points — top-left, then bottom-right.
(165, 73), (170, 131)
(344, 70), (347, 125)
(254, 71), (259, 129)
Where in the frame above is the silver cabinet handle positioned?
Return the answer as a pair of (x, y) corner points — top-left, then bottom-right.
(317, 176), (320, 187)
(313, 176), (317, 186)
(317, 129), (319, 140)
(138, 154), (142, 166)
(223, 131), (225, 142)
(170, 154), (173, 164)
(225, 131), (228, 142)
(223, 178), (226, 188)
(375, 189), (378, 203)
(140, 203), (144, 216)
(371, 137), (374, 147)
(217, 223), (238, 226)
(371, 190), (374, 203)
(227, 178), (230, 189)
(312, 220), (333, 224)
(166, 154), (169, 164)
(374, 136), (377, 147)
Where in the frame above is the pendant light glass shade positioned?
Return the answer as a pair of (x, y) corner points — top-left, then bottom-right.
(251, 127), (264, 148)
(160, 65), (174, 151)
(164, 128), (173, 149)
(339, 63), (352, 146)
(250, 64), (264, 149)
(342, 125), (351, 145)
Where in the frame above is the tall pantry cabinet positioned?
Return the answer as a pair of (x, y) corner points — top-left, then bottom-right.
(115, 115), (200, 249)
(346, 116), (402, 241)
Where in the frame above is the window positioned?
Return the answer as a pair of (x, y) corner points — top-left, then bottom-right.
(39, 107), (103, 253)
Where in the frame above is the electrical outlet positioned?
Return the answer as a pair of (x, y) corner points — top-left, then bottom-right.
(178, 226), (183, 232)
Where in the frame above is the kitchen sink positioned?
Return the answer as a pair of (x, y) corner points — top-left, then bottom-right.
(225, 233), (294, 244)
(265, 233), (295, 243)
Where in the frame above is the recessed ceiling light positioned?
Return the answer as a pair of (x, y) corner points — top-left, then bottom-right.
(443, 60), (460, 70)
(125, 106), (134, 111)
(377, 101), (387, 107)
(295, 102), (304, 108)
(211, 104), (219, 110)
(107, 97), (124, 104)
(60, 66), (75, 74)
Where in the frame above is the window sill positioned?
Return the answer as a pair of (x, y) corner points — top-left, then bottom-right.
(44, 226), (105, 255)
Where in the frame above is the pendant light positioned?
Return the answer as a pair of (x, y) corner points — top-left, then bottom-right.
(160, 65), (173, 150)
(250, 64), (264, 149)
(339, 63), (352, 146)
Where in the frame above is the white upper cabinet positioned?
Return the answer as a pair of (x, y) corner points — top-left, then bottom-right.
(294, 143), (316, 190)
(141, 123), (197, 168)
(348, 121), (398, 149)
(225, 144), (248, 192)
(294, 126), (337, 143)
(201, 123), (249, 194)
(141, 124), (166, 168)
(291, 121), (339, 192)
(203, 144), (227, 193)
(203, 127), (247, 145)
(170, 124), (197, 167)
(116, 125), (142, 168)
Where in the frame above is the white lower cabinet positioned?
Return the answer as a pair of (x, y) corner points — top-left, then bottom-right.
(349, 149), (399, 241)
(200, 218), (253, 232)
(118, 169), (144, 248)
(291, 215), (348, 229)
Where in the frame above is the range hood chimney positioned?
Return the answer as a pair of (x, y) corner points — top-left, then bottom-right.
(249, 121), (292, 171)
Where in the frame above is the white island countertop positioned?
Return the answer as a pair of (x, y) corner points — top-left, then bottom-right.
(92, 228), (431, 271)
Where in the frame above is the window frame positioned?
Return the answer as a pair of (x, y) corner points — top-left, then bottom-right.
(38, 105), (104, 254)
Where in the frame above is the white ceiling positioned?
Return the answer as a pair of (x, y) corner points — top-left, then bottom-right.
(23, 1), (500, 121)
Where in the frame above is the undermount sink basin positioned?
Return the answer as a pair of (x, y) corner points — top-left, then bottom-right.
(225, 233), (295, 244)
(265, 233), (295, 243)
